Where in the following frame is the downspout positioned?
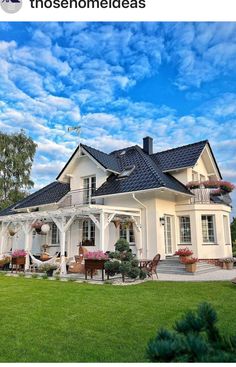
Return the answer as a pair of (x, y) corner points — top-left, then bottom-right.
(132, 193), (148, 258)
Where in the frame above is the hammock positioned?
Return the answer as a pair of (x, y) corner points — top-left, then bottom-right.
(29, 252), (58, 267)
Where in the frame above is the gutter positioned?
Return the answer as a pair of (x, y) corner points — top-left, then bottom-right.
(132, 193), (148, 259)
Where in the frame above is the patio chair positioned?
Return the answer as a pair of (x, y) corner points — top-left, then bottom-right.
(140, 254), (161, 279)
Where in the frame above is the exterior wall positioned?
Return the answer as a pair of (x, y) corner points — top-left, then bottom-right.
(176, 203), (232, 259)
(190, 156), (209, 182)
(171, 169), (188, 185)
(70, 156), (108, 191)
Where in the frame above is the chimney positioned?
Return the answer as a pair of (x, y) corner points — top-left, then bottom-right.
(143, 136), (153, 155)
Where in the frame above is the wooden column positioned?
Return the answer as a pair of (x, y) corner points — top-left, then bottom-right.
(0, 222), (10, 254)
(99, 211), (105, 252)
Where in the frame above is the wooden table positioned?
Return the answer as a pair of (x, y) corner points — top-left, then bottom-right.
(84, 259), (106, 281)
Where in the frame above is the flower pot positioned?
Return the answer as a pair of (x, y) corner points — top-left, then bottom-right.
(225, 262), (234, 270)
(185, 263), (197, 273)
(12, 256), (26, 266)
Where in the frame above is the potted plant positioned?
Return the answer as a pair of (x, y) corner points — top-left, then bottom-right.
(182, 257), (198, 273)
(8, 225), (18, 237)
(84, 251), (109, 280)
(11, 249), (27, 271)
(39, 264), (58, 277)
(219, 257), (235, 270)
(175, 247), (193, 263)
(112, 218), (121, 228)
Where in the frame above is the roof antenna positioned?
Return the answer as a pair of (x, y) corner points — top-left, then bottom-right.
(67, 125), (81, 141)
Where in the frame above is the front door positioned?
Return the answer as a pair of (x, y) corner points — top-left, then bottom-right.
(164, 215), (173, 255)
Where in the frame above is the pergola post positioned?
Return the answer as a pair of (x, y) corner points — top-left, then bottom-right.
(52, 213), (76, 276)
(0, 222), (10, 254)
(99, 211), (105, 252)
(22, 221), (33, 271)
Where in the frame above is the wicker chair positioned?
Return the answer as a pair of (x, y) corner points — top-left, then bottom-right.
(140, 254), (161, 279)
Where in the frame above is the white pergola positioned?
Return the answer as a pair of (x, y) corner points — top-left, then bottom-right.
(0, 204), (142, 275)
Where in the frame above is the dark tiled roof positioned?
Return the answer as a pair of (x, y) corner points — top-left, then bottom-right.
(94, 145), (191, 197)
(150, 140), (208, 171)
(0, 182), (70, 217)
(0, 203), (18, 217)
(81, 144), (121, 173)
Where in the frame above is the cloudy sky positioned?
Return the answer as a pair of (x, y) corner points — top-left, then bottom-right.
(0, 22), (235, 214)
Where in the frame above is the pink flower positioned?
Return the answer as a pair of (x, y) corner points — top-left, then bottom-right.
(12, 249), (27, 258)
(85, 251), (109, 260)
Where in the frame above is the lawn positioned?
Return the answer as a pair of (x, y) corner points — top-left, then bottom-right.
(0, 276), (236, 362)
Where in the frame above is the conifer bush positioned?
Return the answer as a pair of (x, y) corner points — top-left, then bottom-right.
(147, 302), (236, 362)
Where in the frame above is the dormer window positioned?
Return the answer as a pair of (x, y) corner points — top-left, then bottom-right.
(118, 166), (135, 179)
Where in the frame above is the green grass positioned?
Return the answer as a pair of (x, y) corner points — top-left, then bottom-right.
(0, 276), (235, 362)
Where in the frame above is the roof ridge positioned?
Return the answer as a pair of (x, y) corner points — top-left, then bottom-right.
(152, 140), (208, 156)
(134, 145), (166, 187)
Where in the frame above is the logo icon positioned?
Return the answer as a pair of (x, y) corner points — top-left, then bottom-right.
(1, 0), (22, 13)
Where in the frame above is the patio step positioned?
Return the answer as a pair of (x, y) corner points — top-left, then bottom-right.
(157, 257), (220, 275)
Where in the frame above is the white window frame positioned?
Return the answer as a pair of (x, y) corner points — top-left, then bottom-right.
(83, 176), (96, 204)
(223, 215), (231, 245)
(179, 216), (192, 244)
(82, 219), (95, 245)
(119, 224), (135, 245)
(201, 215), (216, 244)
(51, 223), (60, 245)
(192, 170), (198, 182)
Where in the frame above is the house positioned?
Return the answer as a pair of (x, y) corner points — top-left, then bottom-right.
(0, 137), (233, 274)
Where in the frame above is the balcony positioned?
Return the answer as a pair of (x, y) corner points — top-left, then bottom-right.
(59, 188), (104, 208)
(190, 188), (211, 204)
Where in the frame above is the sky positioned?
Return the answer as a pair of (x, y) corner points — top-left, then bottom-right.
(0, 22), (235, 215)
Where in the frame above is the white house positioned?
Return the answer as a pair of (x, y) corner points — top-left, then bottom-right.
(0, 137), (233, 274)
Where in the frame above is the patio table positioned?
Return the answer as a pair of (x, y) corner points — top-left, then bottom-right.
(84, 259), (106, 281)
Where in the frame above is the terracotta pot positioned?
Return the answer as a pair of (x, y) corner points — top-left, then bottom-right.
(185, 263), (197, 273)
(225, 262), (234, 270)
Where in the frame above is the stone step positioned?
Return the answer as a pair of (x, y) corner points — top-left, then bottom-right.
(157, 257), (220, 275)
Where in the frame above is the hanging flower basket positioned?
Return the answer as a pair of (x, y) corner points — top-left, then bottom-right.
(32, 220), (43, 234)
(112, 219), (121, 228)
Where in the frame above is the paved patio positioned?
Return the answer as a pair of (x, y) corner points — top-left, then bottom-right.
(157, 268), (236, 282)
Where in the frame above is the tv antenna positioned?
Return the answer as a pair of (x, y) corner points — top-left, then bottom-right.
(67, 125), (81, 141)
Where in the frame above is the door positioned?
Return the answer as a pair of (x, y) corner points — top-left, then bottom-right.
(164, 215), (173, 255)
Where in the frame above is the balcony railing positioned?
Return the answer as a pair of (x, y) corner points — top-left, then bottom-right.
(190, 188), (211, 204)
(59, 188), (104, 208)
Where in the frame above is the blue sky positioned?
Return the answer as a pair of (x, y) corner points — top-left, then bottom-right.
(0, 22), (235, 215)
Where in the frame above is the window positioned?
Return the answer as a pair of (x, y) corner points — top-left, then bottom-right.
(119, 223), (135, 244)
(83, 176), (96, 204)
(223, 215), (230, 244)
(192, 170), (198, 182)
(82, 220), (95, 245)
(200, 174), (205, 182)
(118, 166), (135, 179)
(179, 216), (191, 243)
(51, 223), (60, 244)
(201, 215), (216, 243)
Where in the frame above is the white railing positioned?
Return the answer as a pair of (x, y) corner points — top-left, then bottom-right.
(59, 188), (104, 208)
(190, 188), (211, 204)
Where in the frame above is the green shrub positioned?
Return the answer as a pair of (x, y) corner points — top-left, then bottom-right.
(128, 266), (140, 279)
(119, 261), (131, 275)
(131, 259), (139, 267)
(147, 302), (236, 362)
(104, 260), (120, 276)
(108, 251), (121, 260)
(42, 274), (48, 280)
(31, 273), (38, 279)
(139, 269), (147, 280)
(115, 239), (130, 253)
